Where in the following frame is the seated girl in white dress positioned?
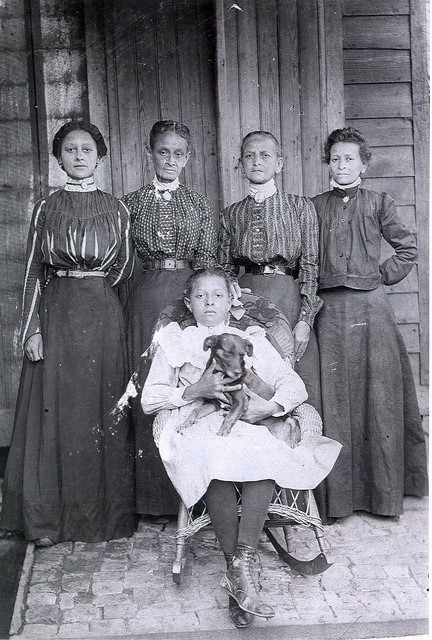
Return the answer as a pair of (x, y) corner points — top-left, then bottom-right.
(142, 267), (341, 628)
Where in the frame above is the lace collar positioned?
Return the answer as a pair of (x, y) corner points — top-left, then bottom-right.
(64, 177), (97, 192)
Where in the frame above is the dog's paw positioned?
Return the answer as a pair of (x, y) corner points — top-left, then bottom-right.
(217, 425), (233, 437)
(176, 421), (191, 434)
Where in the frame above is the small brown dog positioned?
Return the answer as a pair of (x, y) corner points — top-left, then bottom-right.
(177, 333), (274, 436)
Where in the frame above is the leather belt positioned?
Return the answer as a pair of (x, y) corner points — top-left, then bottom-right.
(244, 264), (295, 277)
(142, 258), (193, 271)
(55, 270), (107, 278)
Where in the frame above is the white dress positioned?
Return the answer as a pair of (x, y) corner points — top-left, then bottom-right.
(142, 322), (341, 508)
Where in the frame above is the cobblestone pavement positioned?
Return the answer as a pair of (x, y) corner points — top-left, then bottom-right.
(13, 496), (428, 639)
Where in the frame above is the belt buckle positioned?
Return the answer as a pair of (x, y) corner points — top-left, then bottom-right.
(164, 258), (177, 270)
(263, 265), (276, 277)
(70, 270), (84, 279)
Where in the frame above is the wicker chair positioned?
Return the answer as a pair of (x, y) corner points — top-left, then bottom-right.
(149, 291), (331, 583)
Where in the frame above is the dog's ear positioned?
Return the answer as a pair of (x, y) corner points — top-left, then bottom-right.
(245, 340), (254, 357)
(203, 335), (219, 351)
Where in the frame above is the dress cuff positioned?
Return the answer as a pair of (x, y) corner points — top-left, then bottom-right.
(172, 386), (194, 408)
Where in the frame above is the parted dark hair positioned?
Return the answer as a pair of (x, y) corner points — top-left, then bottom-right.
(323, 127), (372, 164)
(184, 267), (232, 299)
(240, 130), (283, 158)
(52, 121), (107, 159)
(149, 120), (191, 150)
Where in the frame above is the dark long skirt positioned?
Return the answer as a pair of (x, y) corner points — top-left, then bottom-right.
(127, 268), (193, 515)
(239, 273), (322, 412)
(0, 277), (135, 543)
(315, 285), (428, 518)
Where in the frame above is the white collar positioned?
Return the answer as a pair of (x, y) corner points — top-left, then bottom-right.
(249, 178), (277, 204)
(64, 177), (97, 192)
(153, 176), (179, 201)
(196, 320), (230, 335)
(330, 176), (362, 191)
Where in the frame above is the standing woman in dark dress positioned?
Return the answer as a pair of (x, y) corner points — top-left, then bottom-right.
(122, 120), (217, 516)
(312, 127), (428, 519)
(219, 131), (322, 411)
(0, 121), (136, 545)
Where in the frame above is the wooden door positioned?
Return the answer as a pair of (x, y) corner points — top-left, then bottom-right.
(85, 0), (220, 216)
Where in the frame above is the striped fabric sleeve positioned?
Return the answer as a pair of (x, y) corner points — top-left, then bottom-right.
(20, 199), (47, 347)
(297, 198), (323, 326)
(106, 200), (135, 286)
(218, 206), (239, 277)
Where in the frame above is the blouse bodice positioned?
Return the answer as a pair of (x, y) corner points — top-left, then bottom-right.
(122, 183), (217, 268)
(218, 191), (322, 326)
(21, 189), (134, 345)
(311, 187), (417, 290)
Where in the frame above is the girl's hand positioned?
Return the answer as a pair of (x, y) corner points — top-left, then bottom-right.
(293, 320), (310, 362)
(241, 394), (282, 424)
(183, 360), (242, 404)
(25, 333), (43, 361)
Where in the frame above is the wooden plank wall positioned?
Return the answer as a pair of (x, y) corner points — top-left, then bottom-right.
(342, 0), (428, 396)
(217, 0), (305, 206)
(0, 0), (34, 445)
(216, 0), (345, 207)
(87, 0), (220, 217)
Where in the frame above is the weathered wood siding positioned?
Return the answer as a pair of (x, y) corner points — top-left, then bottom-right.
(86, 0), (220, 216)
(0, 0), (33, 445)
(342, 0), (429, 395)
(0, 0), (89, 444)
(216, 0), (345, 206)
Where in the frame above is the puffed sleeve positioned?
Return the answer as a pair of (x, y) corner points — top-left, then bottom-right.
(218, 206), (239, 277)
(106, 200), (135, 286)
(194, 194), (218, 269)
(297, 197), (323, 326)
(121, 191), (138, 223)
(20, 199), (47, 347)
(248, 329), (308, 415)
(379, 192), (418, 285)
(141, 346), (193, 414)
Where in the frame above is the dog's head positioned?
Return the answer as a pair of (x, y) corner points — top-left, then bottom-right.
(203, 333), (253, 380)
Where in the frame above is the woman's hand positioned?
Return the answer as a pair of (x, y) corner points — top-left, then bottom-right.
(24, 333), (43, 361)
(182, 360), (242, 404)
(230, 281), (242, 304)
(241, 394), (283, 424)
(292, 320), (311, 362)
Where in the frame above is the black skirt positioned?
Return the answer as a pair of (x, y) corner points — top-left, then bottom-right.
(1, 277), (135, 542)
(126, 268), (193, 515)
(316, 285), (428, 518)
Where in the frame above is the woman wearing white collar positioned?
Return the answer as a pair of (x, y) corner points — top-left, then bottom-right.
(0, 121), (136, 546)
(219, 131), (322, 428)
(122, 120), (218, 518)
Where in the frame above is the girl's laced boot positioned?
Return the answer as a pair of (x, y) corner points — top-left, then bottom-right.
(224, 552), (255, 628)
(221, 544), (275, 619)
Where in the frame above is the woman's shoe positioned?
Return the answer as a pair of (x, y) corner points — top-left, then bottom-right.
(221, 544), (275, 619)
(224, 552), (255, 628)
(34, 537), (54, 547)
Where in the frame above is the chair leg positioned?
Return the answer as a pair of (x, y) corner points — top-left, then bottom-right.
(279, 489), (294, 553)
(172, 502), (189, 584)
(308, 490), (326, 553)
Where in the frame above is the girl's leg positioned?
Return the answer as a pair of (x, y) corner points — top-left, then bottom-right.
(203, 480), (238, 555)
(221, 479), (276, 619)
(204, 480), (255, 629)
(238, 479), (275, 548)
